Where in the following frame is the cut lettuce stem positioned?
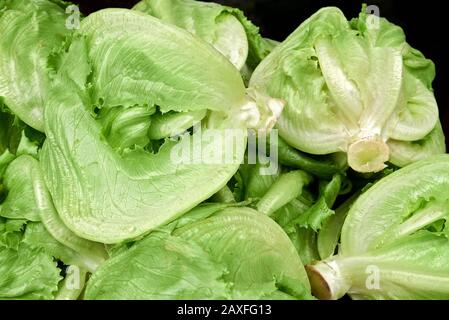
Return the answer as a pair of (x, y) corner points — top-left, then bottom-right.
(347, 136), (390, 173)
(306, 259), (351, 300)
(308, 247), (449, 300)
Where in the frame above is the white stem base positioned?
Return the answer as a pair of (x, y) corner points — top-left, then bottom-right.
(347, 136), (390, 173)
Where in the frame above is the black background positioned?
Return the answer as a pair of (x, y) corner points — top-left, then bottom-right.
(71, 0), (449, 142)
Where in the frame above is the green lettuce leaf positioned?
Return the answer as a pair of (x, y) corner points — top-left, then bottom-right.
(85, 231), (230, 299)
(79, 9), (246, 114)
(86, 207), (312, 299)
(0, 0), (71, 131)
(175, 207), (312, 299)
(23, 223), (105, 273)
(0, 217), (26, 250)
(291, 174), (342, 232)
(0, 155), (41, 221)
(133, 0), (273, 71)
(0, 242), (61, 299)
(388, 120), (446, 167)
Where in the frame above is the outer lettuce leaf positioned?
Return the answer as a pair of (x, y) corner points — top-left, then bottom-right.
(79, 9), (246, 114)
(133, 0), (272, 71)
(175, 207), (312, 299)
(0, 243), (61, 300)
(1, 153), (107, 272)
(23, 223), (105, 273)
(388, 120), (446, 167)
(133, 0), (248, 70)
(0, 156), (41, 221)
(42, 83), (246, 243)
(0, 217), (26, 250)
(85, 231), (230, 300)
(86, 208), (312, 300)
(30, 156), (108, 268)
(0, 0), (70, 131)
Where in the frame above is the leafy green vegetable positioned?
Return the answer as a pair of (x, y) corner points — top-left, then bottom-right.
(210, 185), (237, 203)
(250, 7), (443, 173)
(0, 243), (61, 299)
(317, 192), (360, 259)
(0, 0), (71, 131)
(290, 174), (342, 232)
(0, 110), (21, 156)
(30, 157), (108, 269)
(23, 223), (104, 273)
(277, 137), (347, 179)
(166, 201), (249, 230)
(0, 0), (447, 301)
(85, 231), (230, 299)
(0, 217), (25, 250)
(39, 8), (284, 243)
(86, 207), (312, 299)
(133, 0), (274, 71)
(256, 170), (312, 216)
(0, 156), (41, 221)
(388, 120), (446, 167)
(236, 160), (280, 200)
(290, 227), (320, 266)
(133, 0), (248, 70)
(307, 155), (449, 299)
